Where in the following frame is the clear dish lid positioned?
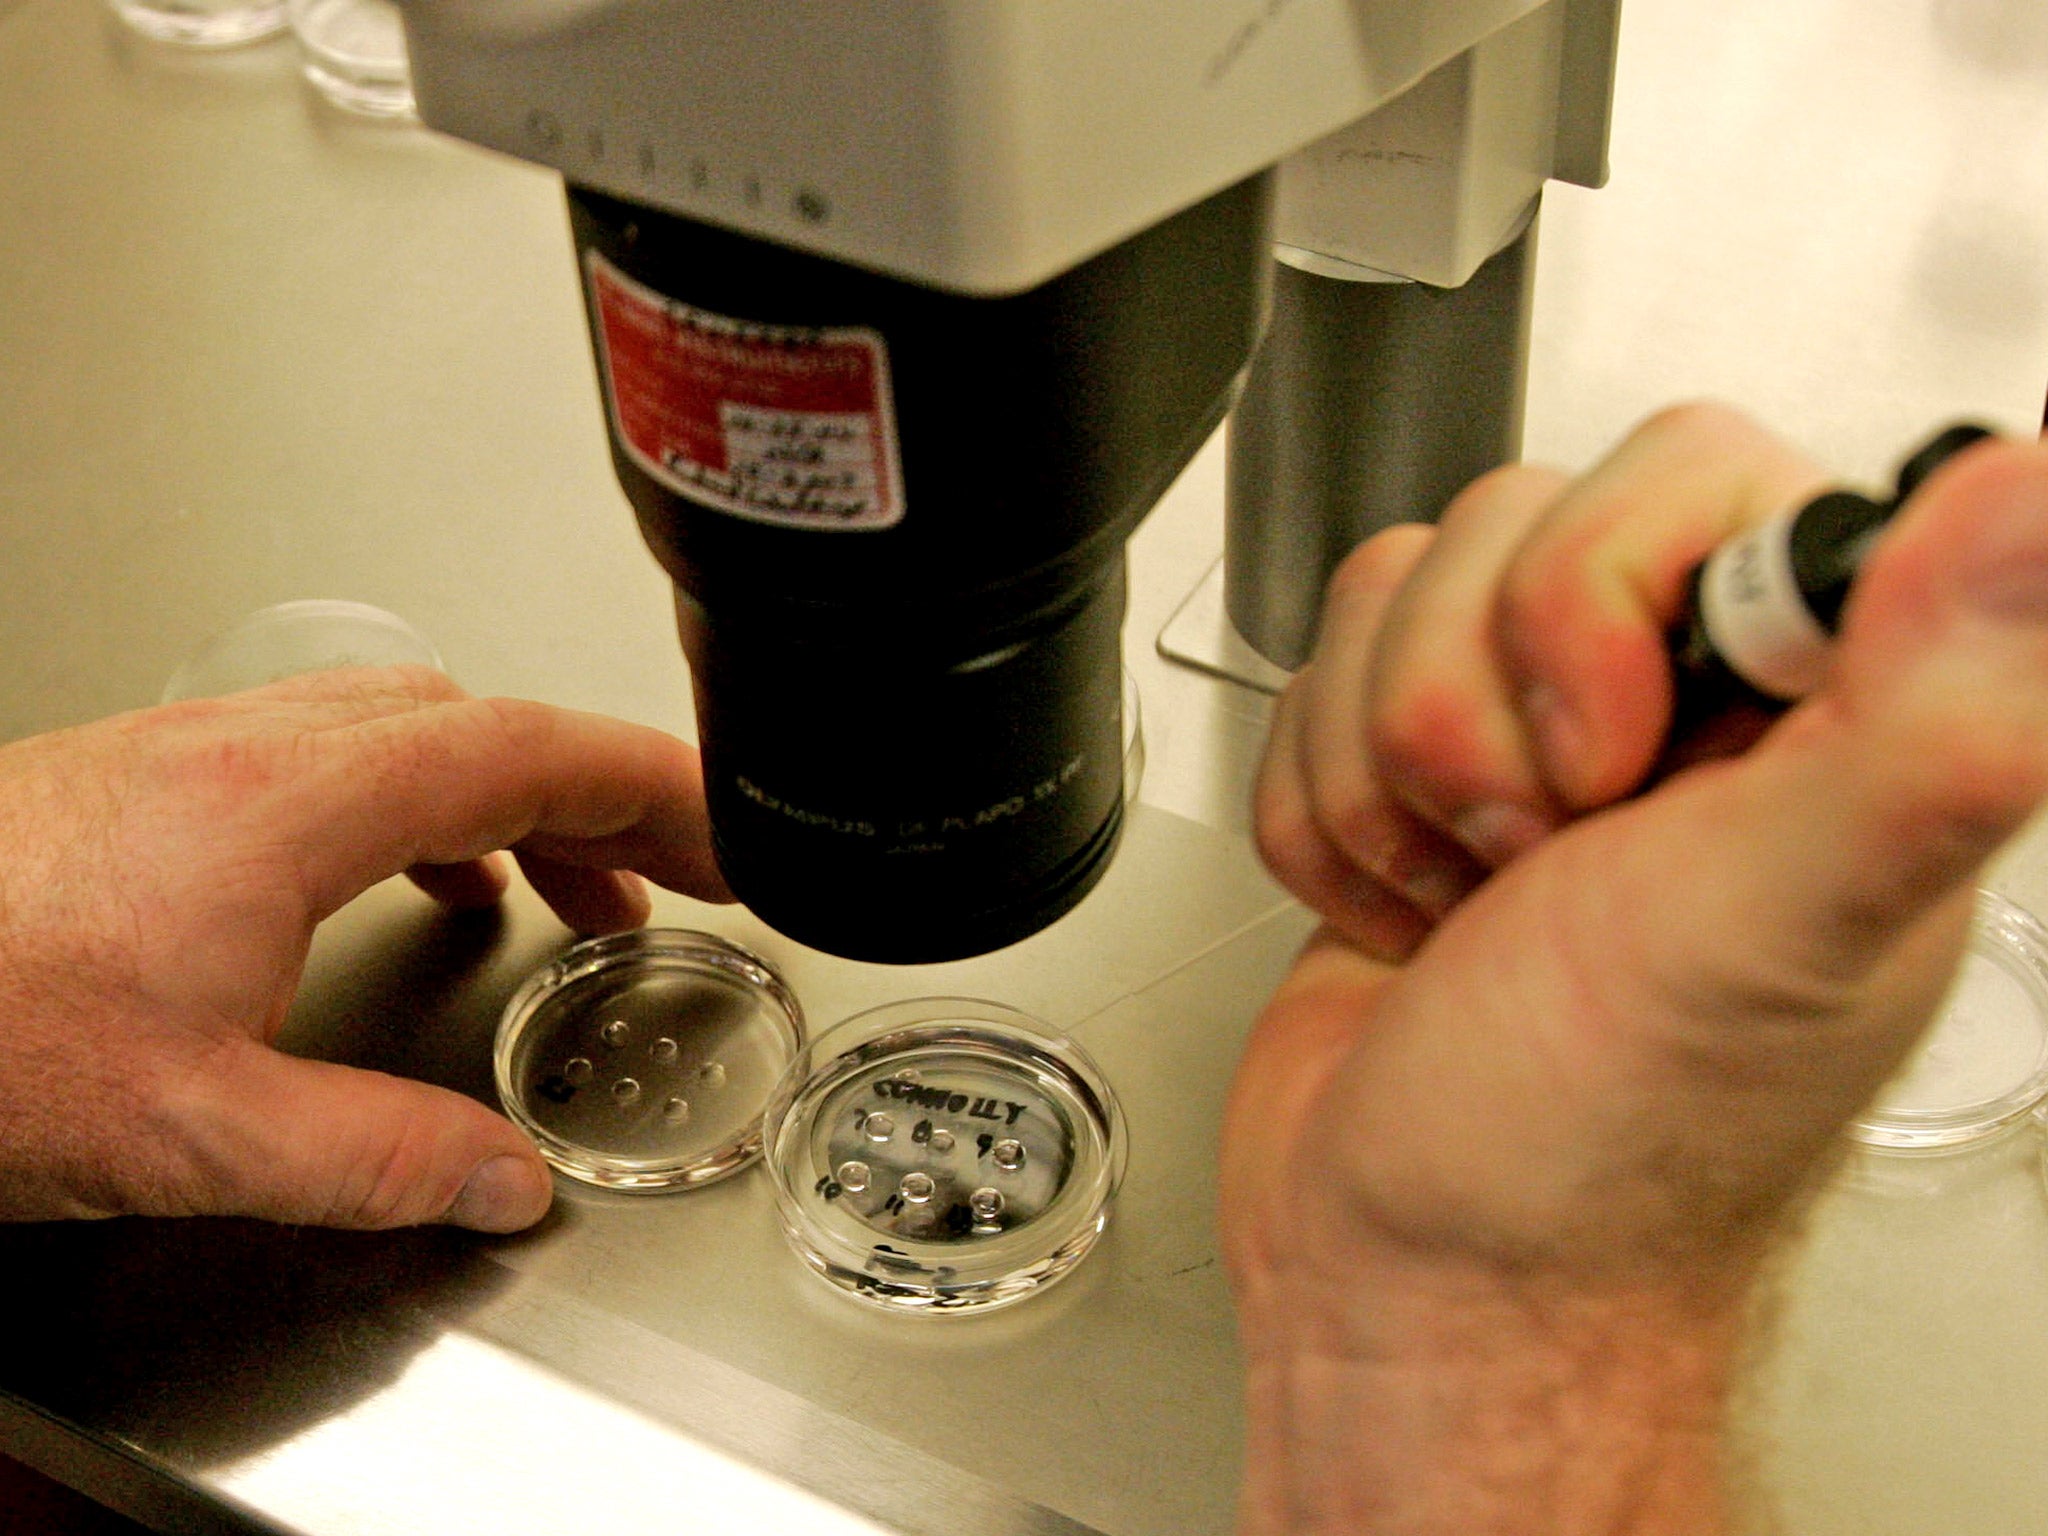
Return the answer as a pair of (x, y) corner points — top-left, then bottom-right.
(1850, 891), (2048, 1155)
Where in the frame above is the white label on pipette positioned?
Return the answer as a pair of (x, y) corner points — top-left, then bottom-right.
(585, 252), (905, 530)
(1697, 510), (1831, 701)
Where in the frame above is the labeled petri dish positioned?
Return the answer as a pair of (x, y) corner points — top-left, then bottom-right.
(763, 999), (1127, 1313)
(1850, 892), (2048, 1153)
(496, 930), (804, 1191)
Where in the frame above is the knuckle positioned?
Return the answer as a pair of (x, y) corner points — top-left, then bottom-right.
(1437, 461), (1565, 530)
(1496, 523), (1601, 646)
(383, 662), (467, 703)
(1631, 398), (1755, 452)
(1836, 694), (2048, 905)
(124, 1043), (272, 1219)
(1367, 670), (1488, 798)
(179, 729), (300, 811)
(352, 695), (538, 799)
(1327, 524), (1434, 606)
(1897, 727), (2048, 852)
(475, 696), (561, 763)
(1251, 804), (1305, 886)
(1251, 764), (1316, 878)
(326, 1122), (451, 1230)
(1310, 776), (1383, 865)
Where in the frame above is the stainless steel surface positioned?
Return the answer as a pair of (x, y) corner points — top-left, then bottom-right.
(1223, 215), (1538, 671)
(2, 1), (2048, 1534)
(1158, 558), (1294, 698)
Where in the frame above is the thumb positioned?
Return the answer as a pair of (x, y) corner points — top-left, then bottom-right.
(1620, 439), (2048, 1008)
(173, 1044), (554, 1232)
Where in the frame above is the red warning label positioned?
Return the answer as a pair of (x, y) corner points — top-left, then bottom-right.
(585, 251), (904, 530)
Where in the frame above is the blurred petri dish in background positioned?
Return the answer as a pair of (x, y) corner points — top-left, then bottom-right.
(161, 599), (443, 702)
(496, 930), (805, 1192)
(763, 998), (1127, 1313)
(288, 0), (414, 117)
(107, 0), (287, 47)
(1850, 891), (2048, 1154)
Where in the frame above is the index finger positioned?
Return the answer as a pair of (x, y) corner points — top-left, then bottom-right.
(294, 697), (731, 920)
(1493, 403), (1830, 808)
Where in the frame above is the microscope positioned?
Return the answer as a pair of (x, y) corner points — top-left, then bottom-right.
(397, 0), (1620, 964)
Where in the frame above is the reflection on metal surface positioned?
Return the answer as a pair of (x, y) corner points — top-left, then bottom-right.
(456, 1285), (1122, 1536)
(212, 1332), (897, 1536)
(1156, 559), (1292, 697)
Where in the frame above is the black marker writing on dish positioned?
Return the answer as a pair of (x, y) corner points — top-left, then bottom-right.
(1666, 424), (1996, 736)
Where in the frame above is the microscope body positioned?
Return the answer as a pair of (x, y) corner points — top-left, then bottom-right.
(398, 0), (1618, 961)
(400, 0), (1593, 295)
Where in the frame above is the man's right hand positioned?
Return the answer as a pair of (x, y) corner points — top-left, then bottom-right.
(1225, 405), (2048, 1533)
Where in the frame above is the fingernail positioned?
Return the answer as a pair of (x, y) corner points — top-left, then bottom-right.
(1451, 801), (1554, 866)
(445, 1155), (551, 1233)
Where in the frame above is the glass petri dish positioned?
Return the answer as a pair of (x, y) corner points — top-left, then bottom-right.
(107, 0), (287, 47)
(162, 599), (442, 703)
(763, 999), (1127, 1314)
(1850, 892), (2048, 1154)
(496, 930), (804, 1191)
(288, 0), (415, 118)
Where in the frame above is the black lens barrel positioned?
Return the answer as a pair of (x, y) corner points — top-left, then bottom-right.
(568, 175), (1273, 961)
